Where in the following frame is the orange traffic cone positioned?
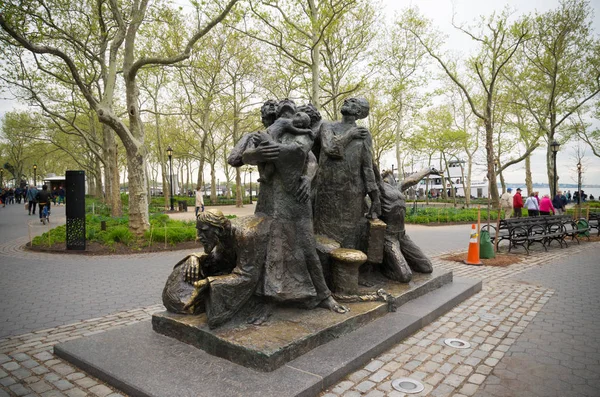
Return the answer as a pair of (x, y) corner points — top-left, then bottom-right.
(464, 224), (483, 265)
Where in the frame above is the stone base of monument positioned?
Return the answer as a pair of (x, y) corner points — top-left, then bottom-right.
(54, 270), (481, 397)
(152, 269), (453, 372)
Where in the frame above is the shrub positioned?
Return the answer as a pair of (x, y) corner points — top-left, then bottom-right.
(32, 225), (66, 246)
(107, 226), (133, 245)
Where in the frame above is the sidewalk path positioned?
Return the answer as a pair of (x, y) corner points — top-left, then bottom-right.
(475, 246), (600, 397)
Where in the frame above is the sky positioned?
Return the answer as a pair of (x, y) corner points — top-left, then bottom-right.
(1, 0), (599, 187)
(377, 0), (600, 186)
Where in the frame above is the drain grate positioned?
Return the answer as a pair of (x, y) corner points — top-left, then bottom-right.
(391, 378), (425, 394)
(444, 338), (471, 349)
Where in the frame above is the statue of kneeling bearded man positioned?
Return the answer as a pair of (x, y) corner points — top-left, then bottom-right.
(162, 209), (346, 329)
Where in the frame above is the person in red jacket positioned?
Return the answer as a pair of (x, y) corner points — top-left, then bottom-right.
(513, 187), (524, 217)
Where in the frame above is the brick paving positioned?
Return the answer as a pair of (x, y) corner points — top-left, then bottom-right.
(0, 305), (162, 397)
(475, 245), (600, 397)
(320, 242), (600, 397)
(2, 198), (599, 396)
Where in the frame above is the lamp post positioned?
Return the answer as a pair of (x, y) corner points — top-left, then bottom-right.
(249, 168), (253, 204)
(391, 164), (395, 181)
(33, 164), (37, 186)
(167, 146), (174, 211)
(0, 168), (3, 187)
(550, 140), (560, 198)
(577, 161), (582, 219)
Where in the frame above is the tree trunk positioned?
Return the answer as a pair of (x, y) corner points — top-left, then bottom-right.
(465, 154), (474, 206)
(525, 155), (533, 195)
(546, 145), (556, 198)
(210, 164), (217, 204)
(121, 75), (150, 234)
(197, 161), (203, 190)
(439, 157), (447, 200)
(94, 158), (103, 199)
(235, 168), (243, 207)
(484, 121), (499, 206)
(102, 126), (122, 216)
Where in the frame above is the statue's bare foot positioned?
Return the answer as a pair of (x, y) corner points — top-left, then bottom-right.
(319, 296), (348, 314)
(247, 303), (273, 325)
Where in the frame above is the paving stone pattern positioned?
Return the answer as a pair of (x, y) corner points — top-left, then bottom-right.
(320, 242), (600, 397)
(475, 245), (600, 397)
(0, 306), (162, 397)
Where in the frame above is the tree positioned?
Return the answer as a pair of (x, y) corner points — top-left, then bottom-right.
(447, 84), (480, 206)
(402, 8), (528, 206)
(319, 0), (378, 119)
(0, 111), (42, 184)
(220, 30), (262, 207)
(241, 0), (358, 109)
(378, 8), (429, 177)
(0, 0), (240, 234)
(506, 0), (600, 197)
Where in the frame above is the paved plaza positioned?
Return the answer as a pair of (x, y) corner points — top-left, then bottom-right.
(0, 202), (599, 397)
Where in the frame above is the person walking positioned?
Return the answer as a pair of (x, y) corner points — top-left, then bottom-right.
(195, 186), (204, 218)
(57, 186), (65, 205)
(552, 190), (566, 215)
(513, 188), (524, 218)
(14, 186), (22, 204)
(525, 192), (539, 216)
(36, 184), (52, 224)
(500, 188), (513, 219)
(26, 184), (38, 215)
(539, 194), (555, 216)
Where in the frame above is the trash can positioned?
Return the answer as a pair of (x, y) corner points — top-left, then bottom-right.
(178, 200), (188, 212)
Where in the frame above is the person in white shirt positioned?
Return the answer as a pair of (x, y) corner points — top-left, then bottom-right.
(195, 186), (204, 218)
(500, 188), (513, 219)
(524, 192), (539, 216)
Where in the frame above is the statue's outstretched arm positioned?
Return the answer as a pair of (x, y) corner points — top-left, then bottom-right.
(399, 167), (441, 191)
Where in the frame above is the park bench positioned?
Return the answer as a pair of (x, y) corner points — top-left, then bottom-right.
(482, 215), (569, 255)
(588, 212), (600, 236)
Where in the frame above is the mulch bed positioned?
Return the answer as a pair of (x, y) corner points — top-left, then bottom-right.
(440, 252), (522, 267)
(25, 240), (201, 255)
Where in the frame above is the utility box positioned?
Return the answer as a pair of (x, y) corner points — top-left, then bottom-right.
(66, 170), (86, 250)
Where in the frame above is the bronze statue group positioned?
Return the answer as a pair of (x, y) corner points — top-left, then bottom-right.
(162, 98), (439, 328)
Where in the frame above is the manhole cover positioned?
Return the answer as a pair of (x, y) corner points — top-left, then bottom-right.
(444, 338), (471, 349)
(479, 313), (501, 321)
(391, 378), (425, 394)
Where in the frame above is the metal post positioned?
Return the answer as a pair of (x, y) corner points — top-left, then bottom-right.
(33, 164), (37, 186)
(167, 146), (174, 211)
(553, 151), (558, 199)
(249, 169), (253, 204)
(577, 162), (582, 219)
